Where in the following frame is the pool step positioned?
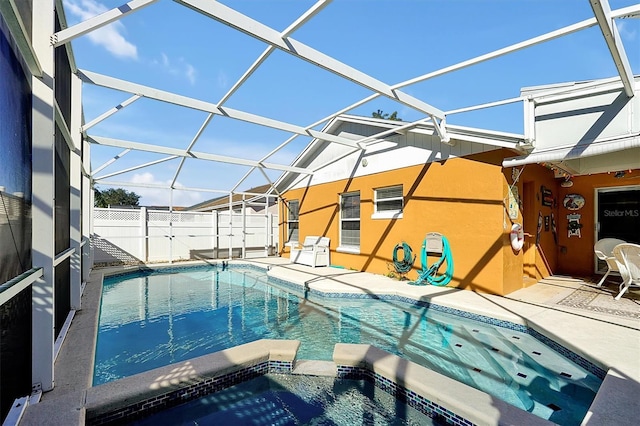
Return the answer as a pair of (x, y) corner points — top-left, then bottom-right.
(292, 360), (337, 377)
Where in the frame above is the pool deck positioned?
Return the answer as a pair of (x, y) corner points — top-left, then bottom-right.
(20, 257), (640, 425)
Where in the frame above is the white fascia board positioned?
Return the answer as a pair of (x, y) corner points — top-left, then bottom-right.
(522, 78), (626, 104)
(502, 132), (640, 167)
(532, 77), (640, 105)
(590, 0), (635, 98)
(88, 135), (312, 174)
(411, 123), (525, 149)
(175, 0), (444, 119)
(78, 69), (360, 149)
(52, 0), (159, 46)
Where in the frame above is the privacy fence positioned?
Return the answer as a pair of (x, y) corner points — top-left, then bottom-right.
(92, 208), (278, 265)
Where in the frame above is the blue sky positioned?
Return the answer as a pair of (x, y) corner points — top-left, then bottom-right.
(63, 0), (640, 206)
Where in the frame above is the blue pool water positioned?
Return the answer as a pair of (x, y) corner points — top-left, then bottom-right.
(95, 266), (602, 425)
(129, 374), (431, 426)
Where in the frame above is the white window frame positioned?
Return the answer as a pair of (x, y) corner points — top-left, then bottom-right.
(338, 191), (360, 254)
(286, 199), (299, 243)
(372, 185), (404, 219)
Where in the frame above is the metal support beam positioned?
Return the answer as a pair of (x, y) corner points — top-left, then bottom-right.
(94, 155), (179, 181)
(176, 0), (445, 119)
(217, 0), (332, 107)
(312, 3), (640, 132)
(171, 114), (213, 188)
(0, 0), (42, 76)
(81, 138), (92, 283)
(589, 0), (635, 97)
(82, 94), (141, 132)
(51, 0), (159, 47)
(78, 69), (361, 148)
(70, 73), (83, 310)
(54, 99), (80, 155)
(31, 0), (56, 392)
(91, 148), (131, 176)
(88, 135), (313, 174)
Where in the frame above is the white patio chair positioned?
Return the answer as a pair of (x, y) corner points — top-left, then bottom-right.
(594, 238), (626, 287)
(612, 243), (640, 300)
(290, 236), (330, 267)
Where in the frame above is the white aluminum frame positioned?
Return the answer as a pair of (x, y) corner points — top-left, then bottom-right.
(44, 0), (637, 206)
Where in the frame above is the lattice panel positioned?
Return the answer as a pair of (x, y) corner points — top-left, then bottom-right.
(93, 208), (140, 221)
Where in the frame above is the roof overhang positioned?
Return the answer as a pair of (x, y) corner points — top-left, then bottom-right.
(502, 133), (640, 170)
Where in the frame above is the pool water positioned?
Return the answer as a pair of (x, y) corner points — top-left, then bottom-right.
(95, 266), (602, 425)
(128, 374), (432, 426)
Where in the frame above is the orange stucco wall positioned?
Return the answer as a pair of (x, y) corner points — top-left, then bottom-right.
(281, 150), (518, 295)
(280, 148), (639, 295)
(507, 164), (560, 288)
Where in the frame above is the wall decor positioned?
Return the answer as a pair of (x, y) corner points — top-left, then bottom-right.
(536, 211), (543, 245)
(508, 186), (519, 219)
(567, 214), (582, 238)
(551, 212), (558, 244)
(541, 185), (553, 207)
(563, 193), (585, 211)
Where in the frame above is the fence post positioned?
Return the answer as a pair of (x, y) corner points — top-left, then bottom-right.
(268, 211), (274, 256)
(264, 196), (270, 257)
(212, 210), (217, 259)
(228, 193), (233, 259)
(140, 207), (147, 262)
(242, 195), (246, 259)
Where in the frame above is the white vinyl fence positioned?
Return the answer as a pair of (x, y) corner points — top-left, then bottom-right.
(91, 207), (278, 265)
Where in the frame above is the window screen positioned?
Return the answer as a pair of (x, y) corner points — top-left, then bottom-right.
(340, 192), (360, 247)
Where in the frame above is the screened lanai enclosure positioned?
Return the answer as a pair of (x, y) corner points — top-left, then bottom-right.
(1, 0), (640, 423)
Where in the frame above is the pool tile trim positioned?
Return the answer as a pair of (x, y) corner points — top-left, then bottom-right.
(87, 359), (293, 425)
(336, 366), (474, 425)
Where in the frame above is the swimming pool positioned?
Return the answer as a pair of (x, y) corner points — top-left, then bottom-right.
(95, 265), (603, 424)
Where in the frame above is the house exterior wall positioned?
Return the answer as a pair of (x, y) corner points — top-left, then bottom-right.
(282, 150), (528, 295)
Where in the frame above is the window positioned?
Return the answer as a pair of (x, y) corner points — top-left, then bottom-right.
(373, 185), (403, 219)
(287, 200), (299, 242)
(339, 192), (360, 252)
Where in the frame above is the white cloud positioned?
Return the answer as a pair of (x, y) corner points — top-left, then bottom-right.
(128, 172), (206, 207)
(64, 0), (138, 59)
(152, 53), (197, 85)
(616, 21), (637, 42)
(185, 64), (197, 85)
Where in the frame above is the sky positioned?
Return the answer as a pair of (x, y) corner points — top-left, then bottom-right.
(62, 0), (640, 207)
